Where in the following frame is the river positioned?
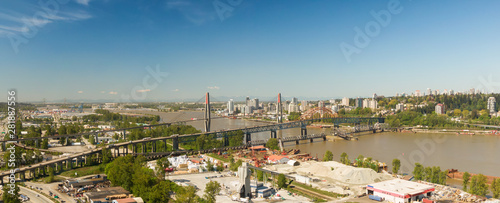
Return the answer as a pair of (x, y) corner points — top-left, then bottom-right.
(114, 110), (500, 177)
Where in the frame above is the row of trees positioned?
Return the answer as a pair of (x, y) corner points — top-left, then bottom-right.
(2, 147), (43, 170)
(462, 172), (500, 197)
(287, 112), (301, 121)
(321, 151), (381, 172)
(83, 109), (160, 123)
(412, 163), (447, 185)
(386, 110), (460, 128)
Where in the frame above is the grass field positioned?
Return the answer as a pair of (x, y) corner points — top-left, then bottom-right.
(60, 165), (104, 178)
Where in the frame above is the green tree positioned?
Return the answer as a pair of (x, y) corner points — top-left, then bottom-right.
(287, 112), (301, 121)
(228, 130), (244, 147)
(102, 148), (112, 164)
(356, 155), (364, 167)
(322, 150), (333, 161)
(132, 167), (157, 201)
(257, 170), (264, 181)
(431, 166), (441, 184)
(277, 174), (287, 189)
(89, 135), (96, 145)
(156, 157), (170, 180)
(340, 152), (349, 165)
(175, 186), (199, 203)
(45, 166), (55, 183)
(41, 139), (49, 149)
(206, 161), (214, 172)
(58, 125), (67, 135)
(105, 155), (136, 191)
(149, 181), (172, 203)
(439, 170), (448, 185)
(413, 163), (424, 181)
(2, 183), (21, 203)
(463, 172), (471, 191)
(424, 167), (433, 182)
(266, 138), (279, 151)
(59, 137), (66, 145)
(203, 181), (221, 203)
(469, 174), (488, 197)
(453, 109), (461, 117)
(392, 159), (401, 174)
(230, 159), (242, 172)
(462, 109), (470, 118)
(491, 178), (500, 199)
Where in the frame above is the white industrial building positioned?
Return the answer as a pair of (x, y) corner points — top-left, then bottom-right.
(366, 179), (435, 203)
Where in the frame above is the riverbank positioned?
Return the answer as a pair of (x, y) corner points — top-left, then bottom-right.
(390, 127), (500, 136)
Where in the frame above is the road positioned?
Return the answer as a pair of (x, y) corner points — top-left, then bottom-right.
(25, 181), (74, 203)
(19, 186), (53, 203)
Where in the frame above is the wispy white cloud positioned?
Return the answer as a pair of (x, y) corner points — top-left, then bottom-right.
(77, 90), (83, 93)
(172, 89), (180, 92)
(165, 0), (216, 25)
(75, 0), (91, 6)
(0, 6), (92, 37)
(0, 25), (27, 32)
(100, 91), (105, 93)
(207, 86), (220, 90)
(109, 91), (118, 95)
(136, 89), (151, 93)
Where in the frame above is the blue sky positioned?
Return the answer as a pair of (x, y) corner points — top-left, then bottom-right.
(1, 0), (500, 102)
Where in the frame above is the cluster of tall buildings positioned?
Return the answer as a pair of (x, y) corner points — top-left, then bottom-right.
(354, 97), (377, 110)
(397, 88), (489, 98)
(226, 94), (384, 116)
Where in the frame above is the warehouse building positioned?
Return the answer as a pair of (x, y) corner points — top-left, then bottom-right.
(366, 179), (435, 203)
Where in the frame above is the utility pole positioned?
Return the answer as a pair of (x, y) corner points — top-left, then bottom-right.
(204, 92), (211, 132)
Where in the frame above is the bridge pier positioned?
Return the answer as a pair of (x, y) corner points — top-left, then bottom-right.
(20, 172), (25, 182)
(173, 136), (179, 151)
(117, 147), (120, 157)
(270, 130), (277, 139)
(295, 140), (299, 145)
(142, 143), (145, 153)
(95, 133), (99, 144)
(301, 127), (307, 136)
(123, 130), (127, 140)
(244, 133), (251, 143)
(163, 140), (167, 151)
(126, 145), (129, 154)
(223, 134), (229, 147)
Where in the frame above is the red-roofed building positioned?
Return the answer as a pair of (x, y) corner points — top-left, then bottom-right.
(112, 197), (144, 203)
(267, 155), (289, 164)
(248, 145), (267, 151)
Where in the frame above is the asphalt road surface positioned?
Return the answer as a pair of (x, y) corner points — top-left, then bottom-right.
(20, 186), (53, 203)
